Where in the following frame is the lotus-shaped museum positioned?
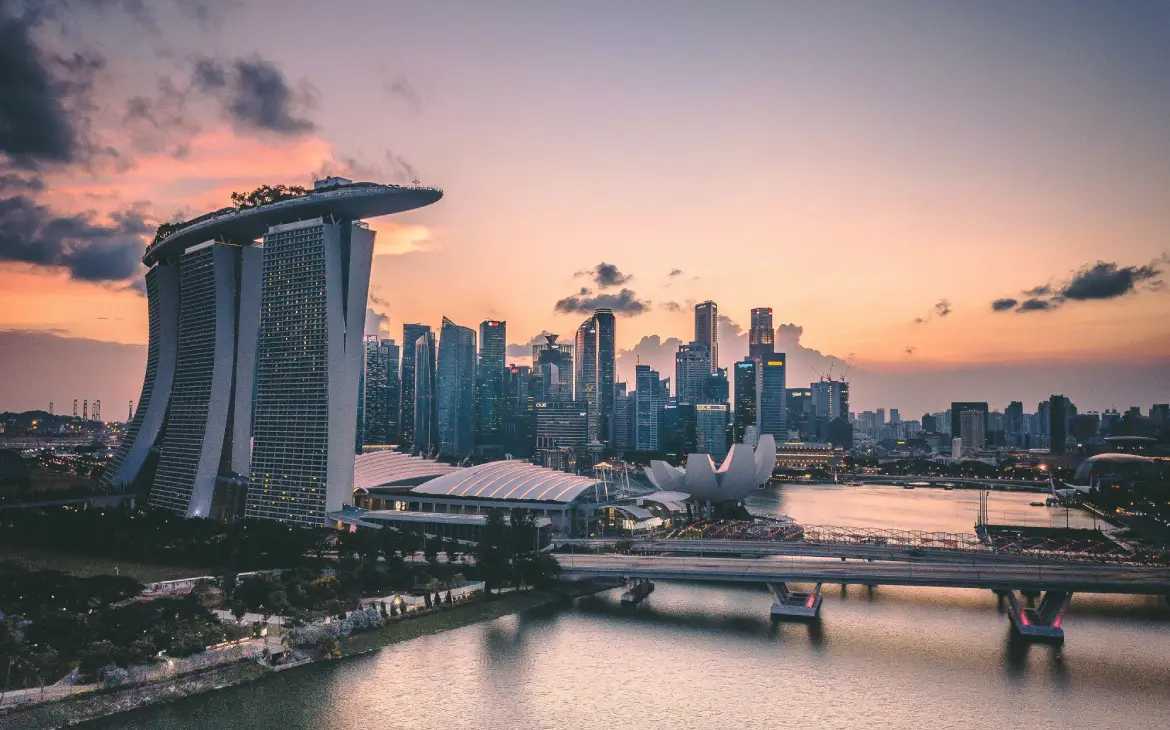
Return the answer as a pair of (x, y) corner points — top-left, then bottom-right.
(644, 435), (777, 502)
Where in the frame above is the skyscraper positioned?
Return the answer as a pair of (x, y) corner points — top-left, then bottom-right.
(151, 241), (262, 517)
(749, 307), (774, 361)
(532, 334), (574, 402)
(477, 320), (506, 449)
(696, 404), (730, 462)
(611, 382), (633, 452)
(534, 401), (589, 471)
(400, 323), (432, 445)
(674, 341), (711, 405)
(960, 409), (986, 453)
(594, 308), (616, 448)
(1049, 394), (1071, 454)
(246, 217), (375, 526)
(361, 335), (400, 447)
(97, 178), (443, 525)
(574, 316), (601, 443)
(436, 317), (476, 458)
(694, 300), (718, 374)
(634, 364), (668, 451)
(785, 387), (813, 440)
(412, 330), (437, 455)
(733, 358), (757, 443)
(949, 402), (988, 444)
(756, 355), (787, 440)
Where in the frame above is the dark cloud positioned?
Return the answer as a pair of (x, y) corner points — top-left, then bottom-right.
(385, 74), (421, 110)
(0, 173), (45, 192)
(904, 346), (916, 355)
(192, 56), (316, 135)
(663, 301), (683, 312)
(992, 256), (1166, 313)
(0, 195), (148, 282)
(574, 262), (632, 289)
(0, 15), (82, 168)
(668, 268), (683, 277)
(368, 290), (389, 307)
(554, 288), (649, 316)
(364, 307), (389, 337)
(121, 78), (199, 157)
(1016, 297), (1057, 312)
(1062, 261), (1161, 301)
(913, 298), (951, 324)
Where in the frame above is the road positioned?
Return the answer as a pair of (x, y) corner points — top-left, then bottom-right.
(555, 553), (1170, 595)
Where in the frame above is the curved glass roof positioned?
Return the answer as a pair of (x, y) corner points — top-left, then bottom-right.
(411, 461), (602, 504)
(354, 451), (462, 491)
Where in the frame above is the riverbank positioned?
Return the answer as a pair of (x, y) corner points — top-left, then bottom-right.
(0, 581), (617, 729)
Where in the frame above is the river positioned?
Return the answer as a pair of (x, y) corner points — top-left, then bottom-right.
(83, 484), (1170, 730)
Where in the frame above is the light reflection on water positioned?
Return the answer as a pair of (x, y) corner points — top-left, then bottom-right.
(84, 484), (1170, 730)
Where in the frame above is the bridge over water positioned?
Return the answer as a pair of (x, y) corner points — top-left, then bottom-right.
(553, 546), (1170, 641)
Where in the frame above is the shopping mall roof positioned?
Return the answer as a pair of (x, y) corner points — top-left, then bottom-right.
(353, 451), (462, 491)
(410, 460), (604, 504)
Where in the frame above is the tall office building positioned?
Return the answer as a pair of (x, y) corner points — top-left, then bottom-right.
(1005, 401), (1024, 446)
(696, 404), (730, 463)
(959, 409), (986, 453)
(412, 330), (437, 455)
(436, 317), (477, 458)
(634, 364), (668, 451)
(477, 320), (507, 449)
(534, 401), (589, 470)
(756, 355), (787, 440)
(1049, 394), (1071, 454)
(611, 382), (633, 452)
(400, 323), (432, 445)
(361, 335), (400, 447)
(674, 341), (712, 405)
(101, 178), (442, 524)
(694, 300), (718, 374)
(749, 307), (774, 361)
(533, 334), (574, 402)
(786, 387), (813, 440)
(733, 358), (757, 443)
(595, 309), (616, 448)
(502, 364), (535, 458)
(949, 402), (988, 444)
(574, 315), (601, 443)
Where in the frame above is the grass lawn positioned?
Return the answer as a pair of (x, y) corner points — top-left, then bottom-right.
(1, 545), (211, 583)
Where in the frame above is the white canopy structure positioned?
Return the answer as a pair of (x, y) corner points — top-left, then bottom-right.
(644, 434), (776, 502)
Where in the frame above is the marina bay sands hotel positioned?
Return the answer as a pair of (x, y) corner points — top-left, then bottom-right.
(101, 178), (443, 526)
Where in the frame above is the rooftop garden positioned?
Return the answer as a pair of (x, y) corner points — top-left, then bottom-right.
(150, 184), (310, 247)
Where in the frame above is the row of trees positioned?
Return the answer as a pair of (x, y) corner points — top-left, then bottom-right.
(0, 563), (230, 690)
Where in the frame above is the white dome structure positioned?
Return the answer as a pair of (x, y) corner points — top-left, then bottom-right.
(644, 434), (776, 502)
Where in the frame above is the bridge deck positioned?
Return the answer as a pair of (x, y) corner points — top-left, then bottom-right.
(556, 554), (1170, 595)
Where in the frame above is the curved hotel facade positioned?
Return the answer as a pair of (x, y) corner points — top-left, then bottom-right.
(102, 178), (443, 525)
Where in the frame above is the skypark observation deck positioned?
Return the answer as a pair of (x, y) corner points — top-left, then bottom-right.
(143, 181), (444, 265)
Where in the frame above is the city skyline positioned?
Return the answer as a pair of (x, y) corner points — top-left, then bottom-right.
(2, 2), (1169, 417)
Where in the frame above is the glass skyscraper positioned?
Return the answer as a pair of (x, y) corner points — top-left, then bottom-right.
(361, 334), (400, 447)
(574, 315), (601, 443)
(436, 317), (477, 457)
(594, 308), (616, 448)
(413, 329), (437, 455)
(400, 323), (432, 446)
(756, 355), (787, 441)
(694, 300), (719, 374)
(749, 307), (774, 361)
(477, 320), (506, 450)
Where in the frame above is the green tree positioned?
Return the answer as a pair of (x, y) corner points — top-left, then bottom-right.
(444, 538), (461, 565)
(424, 535), (442, 564)
(475, 509), (512, 594)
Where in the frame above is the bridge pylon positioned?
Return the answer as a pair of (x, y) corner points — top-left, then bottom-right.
(768, 582), (823, 619)
(1004, 590), (1071, 642)
(621, 577), (655, 605)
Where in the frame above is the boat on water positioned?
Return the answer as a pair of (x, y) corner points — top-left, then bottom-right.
(941, 483), (955, 490)
(1029, 501), (1046, 507)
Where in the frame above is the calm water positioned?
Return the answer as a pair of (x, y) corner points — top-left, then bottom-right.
(85, 485), (1170, 730)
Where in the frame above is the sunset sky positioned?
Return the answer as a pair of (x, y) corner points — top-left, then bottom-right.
(2, 0), (1168, 416)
